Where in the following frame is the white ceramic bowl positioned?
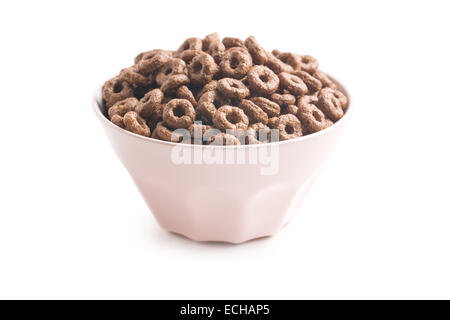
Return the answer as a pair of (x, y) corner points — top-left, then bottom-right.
(93, 79), (350, 243)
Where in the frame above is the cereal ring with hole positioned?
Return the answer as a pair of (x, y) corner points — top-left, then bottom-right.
(102, 76), (134, 109)
(154, 121), (184, 142)
(176, 85), (197, 108)
(238, 99), (268, 124)
(156, 58), (187, 86)
(177, 37), (203, 54)
(108, 97), (140, 118)
(222, 37), (245, 49)
(318, 87), (348, 120)
(134, 49), (172, 64)
(247, 66), (279, 96)
(281, 104), (298, 115)
(160, 74), (190, 94)
(179, 49), (203, 65)
(265, 51), (294, 74)
(297, 95), (331, 134)
(137, 52), (171, 74)
(313, 70), (337, 90)
(162, 99), (196, 129)
(188, 52), (218, 86)
(248, 122), (271, 143)
(123, 111), (151, 137)
(267, 114), (302, 141)
(293, 70), (322, 94)
(220, 47), (252, 79)
(197, 90), (227, 124)
(298, 55), (319, 74)
(189, 122), (212, 144)
(207, 133), (241, 146)
(136, 89), (164, 118)
(195, 80), (218, 100)
(250, 97), (280, 117)
(244, 36), (267, 65)
(272, 51), (302, 71)
(213, 105), (249, 131)
(203, 33), (225, 63)
(271, 93), (296, 106)
(278, 72), (308, 96)
(119, 65), (153, 87)
(217, 78), (249, 100)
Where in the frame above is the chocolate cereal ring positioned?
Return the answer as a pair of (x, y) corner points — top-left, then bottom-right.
(156, 58), (187, 86)
(177, 37), (203, 54)
(154, 121), (184, 142)
(110, 114), (125, 129)
(220, 47), (253, 79)
(160, 74), (190, 94)
(195, 80), (218, 100)
(271, 93), (296, 106)
(268, 114), (302, 141)
(203, 33), (225, 63)
(247, 65), (279, 96)
(299, 55), (319, 74)
(278, 72), (308, 96)
(238, 99), (268, 124)
(297, 95), (331, 133)
(189, 122), (212, 144)
(313, 70), (337, 90)
(293, 70), (322, 94)
(123, 111), (151, 137)
(137, 52), (171, 74)
(134, 49), (172, 64)
(280, 104), (298, 115)
(188, 52), (218, 86)
(250, 97), (280, 117)
(217, 78), (249, 100)
(102, 76), (134, 109)
(179, 49), (203, 65)
(176, 85), (197, 108)
(136, 89), (164, 118)
(248, 122), (271, 143)
(265, 51), (294, 74)
(213, 105), (249, 132)
(222, 37), (245, 49)
(108, 97), (140, 118)
(273, 51), (302, 71)
(318, 87), (347, 120)
(244, 36), (267, 65)
(162, 99), (196, 129)
(119, 65), (153, 87)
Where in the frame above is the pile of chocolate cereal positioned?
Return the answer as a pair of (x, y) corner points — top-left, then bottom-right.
(102, 33), (348, 145)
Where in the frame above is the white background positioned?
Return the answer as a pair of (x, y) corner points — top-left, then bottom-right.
(0, 0), (449, 299)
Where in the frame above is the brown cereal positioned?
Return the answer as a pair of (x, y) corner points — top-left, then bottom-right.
(281, 104), (298, 115)
(273, 51), (302, 71)
(108, 97), (140, 118)
(156, 58), (187, 86)
(238, 99), (268, 124)
(188, 52), (218, 86)
(293, 70), (322, 93)
(189, 122), (212, 144)
(203, 33), (225, 63)
(250, 97), (281, 117)
(110, 114), (125, 128)
(247, 65), (279, 95)
(297, 95), (331, 133)
(313, 70), (337, 90)
(217, 78), (250, 100)
(137, 52), (171, 74)
(317, 87), (348, 121)
(154, 121), (185, 142)
(160, 74), (190, 94)
(213, 105), (249, 132)
(123, 111), (151, 137)
(137, 89), (164, 118)
(176, 85), (197, 108)
(265, 51), (294, 74)
(220, 47), (253, 79)
(179, 49), (204, 65)
(278, 72), (308, 96)
(102, 76), (134, 109)
(195, 80), (218, 100)
(267, 114), (302, 141)
(222, 37), (246, 49)
(177, 37), (203, 54)
(244, 36), (267, 65)
(197, 90), (227, 124)
(119, 65), (153, 87)
(299, 55), (319, 74)
(248, 122), (271, 143)
(271, 93), (296, 106)
(207, 133), (241, 146)
(134, 49), (172, 64)
(162, 99), (196, 129)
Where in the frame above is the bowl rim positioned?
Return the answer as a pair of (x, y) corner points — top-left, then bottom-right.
(93, 76), (351, 149)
